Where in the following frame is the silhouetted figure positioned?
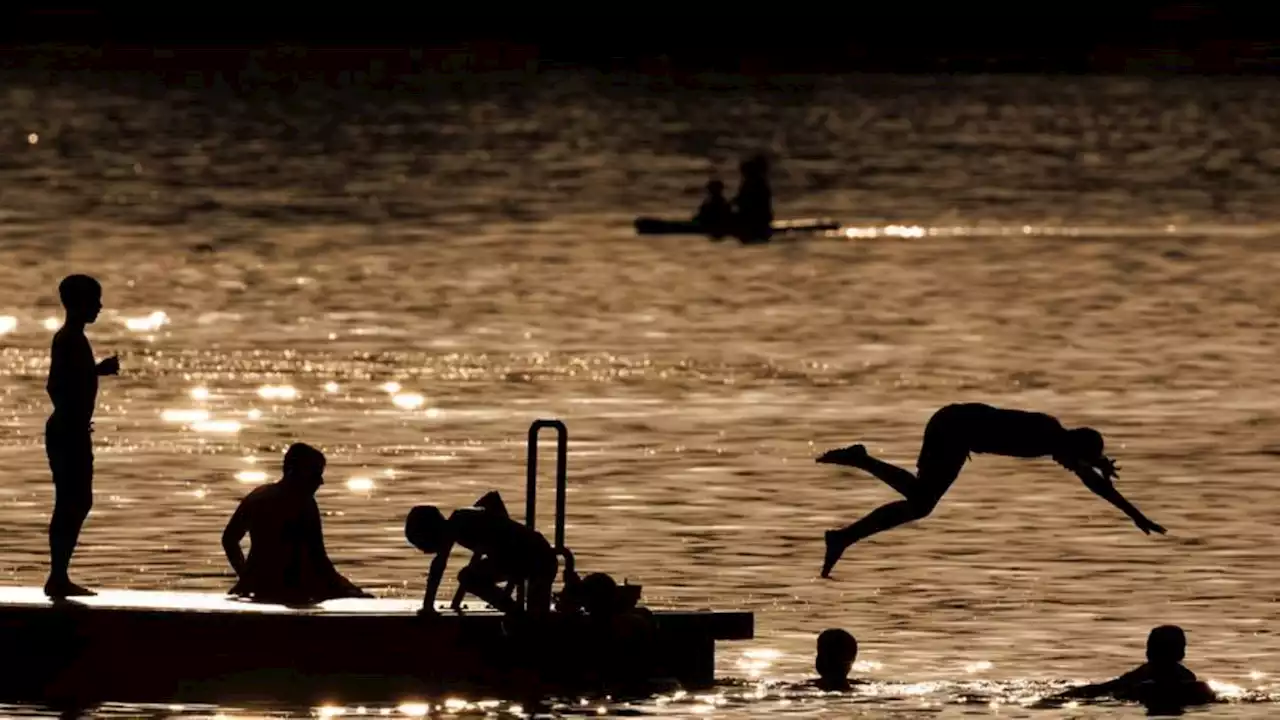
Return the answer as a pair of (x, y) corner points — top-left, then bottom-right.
(405, 490), (559, 616)
(45, 274), (119, 598)
(222, 443), (370, 605)
(693, 179), (733, 239)
(813, 628), (862, 691)
(1054, 626), (1215, 710)
(817, 403), (1166, 577)
(733, 155), (773, 242)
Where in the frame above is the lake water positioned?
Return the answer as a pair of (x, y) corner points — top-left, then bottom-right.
(2, 69), (1280, 718)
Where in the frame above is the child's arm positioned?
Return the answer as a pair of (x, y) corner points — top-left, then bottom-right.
(96, 355), (119, 376)
(420, 541), (454, 615)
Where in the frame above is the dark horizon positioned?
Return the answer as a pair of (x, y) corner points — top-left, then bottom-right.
(3, 4), (1280, 75)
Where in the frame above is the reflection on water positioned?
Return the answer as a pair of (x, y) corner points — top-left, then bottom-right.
(3, 71), (1280, 716)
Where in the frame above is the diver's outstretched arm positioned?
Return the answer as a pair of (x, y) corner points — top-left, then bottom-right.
(1072, 468), (1166, 535)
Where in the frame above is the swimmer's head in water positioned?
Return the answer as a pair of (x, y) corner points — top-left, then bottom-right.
(405, 505), (448, 553)
(1063, 427), (1105, 462)
(282, 443), (326, 492)
(1147, 625), (1187, 664)
(815, 628), (858, 681)
(58, 275), (103, 323)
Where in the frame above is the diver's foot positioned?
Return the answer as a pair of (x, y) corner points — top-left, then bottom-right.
(816, 444), (868, 468)
(821, 531), (845, 579)
(44, 577), (96, 598)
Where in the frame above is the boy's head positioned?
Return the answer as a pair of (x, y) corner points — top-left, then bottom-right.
(405, 505), (448, 553)
(815, 628), (858, 682)
(58, 275), (102, 323)
(1061, 427), (1105, 464)
(281, 443), (326, 494)
(1146, 625), (1187, 665)
(740, 155), (768, 176)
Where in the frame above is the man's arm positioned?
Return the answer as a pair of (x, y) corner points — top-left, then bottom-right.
(1056, 667), (1145, 700)
(305, 499), (369, 598)
(1072, 467), (1166, 535)
(221, 501), (249, 577)
(96, 355), (119, 376)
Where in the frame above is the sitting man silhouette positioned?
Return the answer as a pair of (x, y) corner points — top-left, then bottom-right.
(222, 443), (370, 604)
(1054, 625), (1215, 710)
(817, 403), (1166, 577)
(406, 490), (559, 616)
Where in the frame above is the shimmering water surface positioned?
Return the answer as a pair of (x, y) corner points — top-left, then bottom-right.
(3, 70), (1280, 718)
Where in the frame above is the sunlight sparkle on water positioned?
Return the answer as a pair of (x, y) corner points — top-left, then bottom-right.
(396, 703), (428, 717)
(391, 392), (424, 409)
(236, 470), (267, 484)
(189, 387), (209, 401)
(161, 409), (209, 423)
(381, 381), (402, 393)
(193, 419), (241, 433)
(736, 647), (780, 678)
(258, 385), (298, 400)
(0, 316), (15, 335)
(27, 132), (38, 144)
(347, 476), (375, 492)
(43, 317), (58, 331)
(325, 381), (340, 393)
(124, 310), (168, 331)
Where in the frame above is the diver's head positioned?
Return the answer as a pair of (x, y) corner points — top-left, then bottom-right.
(815, 628), (858, 682)
(1146, 625), (1187, 664)
(1062, 427), (1105, 464)
(281, 443), (326, 494)
(404, 505), (449, 553)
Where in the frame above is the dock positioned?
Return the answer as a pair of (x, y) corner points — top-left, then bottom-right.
(0, 420), (753, 705)
(0, 587), (752, 704)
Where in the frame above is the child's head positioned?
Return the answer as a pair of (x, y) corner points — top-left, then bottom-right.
(815, 628), (858, 681)
(1146, 625), (1187, 665)
(58, 275), (102, 323)
(706, 179), (725, 195)
(740, 155), (768, 177)
(405, 505), (448, 553)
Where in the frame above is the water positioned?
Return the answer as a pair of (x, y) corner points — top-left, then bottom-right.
(2, 69), (1280, 717)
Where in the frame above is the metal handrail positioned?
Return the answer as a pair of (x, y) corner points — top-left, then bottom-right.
(520, 418), (567, 609)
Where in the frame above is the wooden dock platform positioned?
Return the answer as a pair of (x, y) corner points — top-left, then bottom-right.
(0, 586), (753, 705)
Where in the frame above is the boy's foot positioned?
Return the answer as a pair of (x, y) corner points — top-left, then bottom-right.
(44, 577), (96, 598)
(821, 530), (844, 578)
(816, 444), (868, 467)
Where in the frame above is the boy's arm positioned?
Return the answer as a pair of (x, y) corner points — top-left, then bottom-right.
(1056, 667), (1144, 700)
(421, 543), (453, 614)
(1070, 466), (1166, 535)
(96, 355), (119, 376)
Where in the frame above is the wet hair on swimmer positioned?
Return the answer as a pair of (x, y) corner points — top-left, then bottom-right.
(405, 505), (448, 552)
(1146, 625), (1187, 663)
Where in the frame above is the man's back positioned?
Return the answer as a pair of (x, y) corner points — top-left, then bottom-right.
(233, 483), (322, 596)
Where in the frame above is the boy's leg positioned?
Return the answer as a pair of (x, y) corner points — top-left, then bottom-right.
(458, 560), (520, 614)
(817, 444), (919, 498)
(46, 429), (95, 597)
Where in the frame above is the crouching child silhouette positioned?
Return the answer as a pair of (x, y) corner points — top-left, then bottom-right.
(406, 491), (559, 616)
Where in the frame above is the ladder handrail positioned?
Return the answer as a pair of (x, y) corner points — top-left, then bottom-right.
(521, 418), (567, 610)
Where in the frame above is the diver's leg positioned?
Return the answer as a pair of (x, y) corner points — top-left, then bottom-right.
(821, 450), (965, 578)
(818, 444), (918, 498)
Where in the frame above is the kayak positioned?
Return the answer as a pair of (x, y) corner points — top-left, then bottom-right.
(634, 217), (841, 238)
